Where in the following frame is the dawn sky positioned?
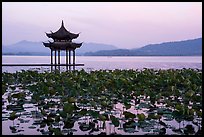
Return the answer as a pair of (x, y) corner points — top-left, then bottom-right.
(2, 2), (202, 49)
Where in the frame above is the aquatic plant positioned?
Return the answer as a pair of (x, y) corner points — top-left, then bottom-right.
(1, 68), (202, 135)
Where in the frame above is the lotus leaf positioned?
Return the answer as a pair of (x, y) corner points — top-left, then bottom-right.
(159, 127), (166, 135)
(196, 110), (202, 117)
(11, 92), (26, 99)
(138, 102), (151, 109)
(79, 122), (93, 131)
(53, 128), (62, 135)
(123, 111), (136, 119)
(184, 124), (195, 135)
(59, 111), (67, 118)
(101, 101), (107, 107)
(99, 114), (108, 121)
(63, 103), (75, 114)
(137, 113), (146, 121)
(68, 97), (76, 103)
(185, 90), (195, 98)
(79, 109), (87, 116)
(157, 108), (172, 115)
(124, 102), (131, 110)
(110, 115), (120, 127)
(123, 120), (136, 132)
(88, 110), (99, 118)
(63, 119), (75, 129)
(8, 111), (18, 121)
(147, 113), (161, 120)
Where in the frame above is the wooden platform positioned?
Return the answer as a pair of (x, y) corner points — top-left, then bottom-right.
(2, 64), (84, 66)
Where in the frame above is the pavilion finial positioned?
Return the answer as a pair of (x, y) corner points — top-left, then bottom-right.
(61, 20), (64, 27)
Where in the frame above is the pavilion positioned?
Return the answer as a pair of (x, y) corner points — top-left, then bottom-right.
(43, 20), (83, 70)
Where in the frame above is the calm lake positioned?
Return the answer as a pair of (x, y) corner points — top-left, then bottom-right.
(2, 56), (202, 72)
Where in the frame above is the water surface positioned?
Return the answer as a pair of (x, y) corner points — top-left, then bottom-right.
(2, 56), (202, 72)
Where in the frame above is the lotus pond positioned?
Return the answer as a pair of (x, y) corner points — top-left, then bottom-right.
(2, 68), (202, 135)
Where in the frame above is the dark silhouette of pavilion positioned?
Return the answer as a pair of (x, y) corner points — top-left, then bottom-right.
(43, 20), (83, 70)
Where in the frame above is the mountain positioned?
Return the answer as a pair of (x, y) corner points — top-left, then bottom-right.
(2, 40), (118, 55)
(2, 40), (49, 55)
(85, 38), (202, 56)
(77, 42), (117, 54)
(135, 38), (202, 55)
(2, 38), (202, 56)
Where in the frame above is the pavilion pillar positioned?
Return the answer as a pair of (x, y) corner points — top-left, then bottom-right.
(54, 50), (57, 70)
(69, 50), (71, 70)
(66, 49), (68, 71)
(51, 49), (53, 71)
(51, 49), (53, 65)
(58, 50), (60, 70)
(73, 50), (75, 70)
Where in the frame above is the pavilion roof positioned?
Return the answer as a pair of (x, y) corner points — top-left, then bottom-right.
(46, 20), (79, 40)
(43, 41), (82, 50)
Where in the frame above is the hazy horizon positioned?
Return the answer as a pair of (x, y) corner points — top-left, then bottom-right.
(2, 2), (202, 49)
(2, 37), (202, 50)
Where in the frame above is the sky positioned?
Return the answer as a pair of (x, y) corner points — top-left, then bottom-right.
(2, 2), (202, 49)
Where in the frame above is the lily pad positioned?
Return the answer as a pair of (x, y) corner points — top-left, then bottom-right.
(63, 119), (75, 129)
(137, 113), (146, 121)
(79, 122), (93, 131)
(28, 126), (37, 129)
(123, 111), (136, 119)
(110, 115), (120, 127)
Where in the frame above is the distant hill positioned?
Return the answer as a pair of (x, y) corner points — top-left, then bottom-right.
(85, 38), (202, 56)
(2, 38), (202, 56)
(2, 40), (118, 56)
(2, 40), (49, 55)
(78, 42), (117, 54)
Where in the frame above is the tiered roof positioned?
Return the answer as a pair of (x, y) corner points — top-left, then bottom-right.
(46, 20), (79, 40)
(43, 41), (82, 50)
(43, 20), (82, 50)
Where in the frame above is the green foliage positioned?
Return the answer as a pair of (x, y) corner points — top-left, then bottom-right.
(123, 111), (136, 119)
(110, 115), (120, 127)
(99, 113), (109, 121)
(1, 68), (202, 135)
(11, 92), (26, 99)
(137, 113), (146, 121)
(124, 102), (132, 110)
(63, 103), (75, 114)
(8, 111), (18, 121)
